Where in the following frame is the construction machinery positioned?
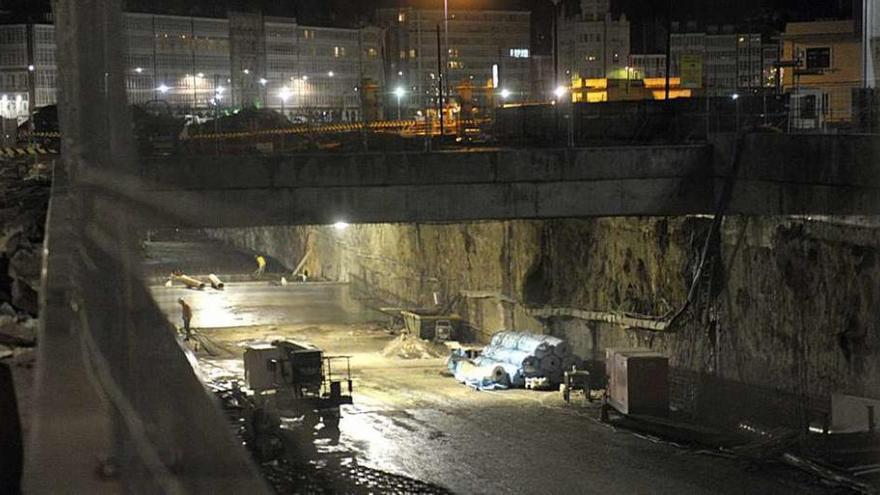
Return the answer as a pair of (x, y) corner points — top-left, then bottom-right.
(214, 340), (352, 461)
(243, 340), (352, 428)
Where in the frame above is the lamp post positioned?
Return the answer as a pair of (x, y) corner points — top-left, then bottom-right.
(732, 92), (740, 131)
(444, 0), (450, 103)
(394, 86), (406, 120)
(259, 77), (267, 108)
(279, 86), (292, 117)
(554, 85), (573, 147)
(551, 0), (561, 90)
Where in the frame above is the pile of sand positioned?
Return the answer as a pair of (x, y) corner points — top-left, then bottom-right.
(381, 333), (447, 359)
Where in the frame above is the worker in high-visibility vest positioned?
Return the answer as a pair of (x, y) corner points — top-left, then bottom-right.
(253, 255), (267, 277)
(178, 298), (193, 340)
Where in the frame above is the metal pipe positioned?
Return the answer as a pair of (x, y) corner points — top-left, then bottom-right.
(664, 0), (672, 100)
(444, 0), (450, 106)
(291, 248), (312, 278)
(208, 274), (225, 290)
(173, 274), (206, 290)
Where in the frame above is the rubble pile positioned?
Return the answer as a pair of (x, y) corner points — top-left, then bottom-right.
(381, 332), (446, 359)
(0, 160), (50, 316)
(0, 158), (49, 438)
(0, 305), (37, 357)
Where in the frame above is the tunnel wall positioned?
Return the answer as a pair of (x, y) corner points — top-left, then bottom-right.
(206, 217), (880, 428)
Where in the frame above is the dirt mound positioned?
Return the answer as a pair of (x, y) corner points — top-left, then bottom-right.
(381, 333), (447, 360)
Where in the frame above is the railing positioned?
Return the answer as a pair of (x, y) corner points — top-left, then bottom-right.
(27, 162), (270, 493)
(24, 0), (271, 492)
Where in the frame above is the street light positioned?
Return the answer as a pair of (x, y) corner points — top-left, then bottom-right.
(554, 85), (567, 100)
(279, 86), (292, 115)
(500, 88), (511, 100)
(157, 84), (169, 94)
(394, 86), (406, 120)
(259, 78), (267, 86)
(328, 71), (335, 78)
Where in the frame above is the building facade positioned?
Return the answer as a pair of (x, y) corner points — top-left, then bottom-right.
(670, 25), (777, 97)
(0, 16), (55, 120)
(261, 18), (383, 121)
(628, 53), (666, 79)
(377, 7), (531, 113)
(0, 12), (384, 122)
(557, 0), (630, 83)
(782, 20), (863, 126)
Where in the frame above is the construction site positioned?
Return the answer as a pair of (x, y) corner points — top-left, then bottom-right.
(129, 219), (880, 493)
(2, 0), (880, 493)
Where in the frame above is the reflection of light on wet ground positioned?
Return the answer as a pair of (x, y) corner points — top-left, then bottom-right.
(199, 358), (245, 383)
(334, 404), (401, 473)
(149, 282), (382, 329)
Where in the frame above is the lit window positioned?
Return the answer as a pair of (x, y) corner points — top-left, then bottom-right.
(398, 11), (406, 23)
(303, 30), (314, 39)
(509, 48), (530, 58)
(334, 46), (346, 57)
(409, 49), (416, 58)
(368, 48), (378, 57)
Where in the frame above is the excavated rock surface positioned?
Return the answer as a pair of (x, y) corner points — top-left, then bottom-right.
(206, 217), (880, 428)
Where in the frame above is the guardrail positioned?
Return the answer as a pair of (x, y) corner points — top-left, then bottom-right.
(182, 118), (487, 141)
(28, 163), (270, 493)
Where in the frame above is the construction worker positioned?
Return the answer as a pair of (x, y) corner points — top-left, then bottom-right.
(254, 254), (267, 278)
(178, 298), (193, 340)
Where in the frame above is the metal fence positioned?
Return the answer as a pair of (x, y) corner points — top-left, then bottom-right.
(494, 95), (790, 147)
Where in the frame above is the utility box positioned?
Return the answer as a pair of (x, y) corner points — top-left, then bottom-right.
(831, 393), (880, 433)
(604, 347), (657, 378)
(607, 351), (669, 416)
(243, 343), (280, 392)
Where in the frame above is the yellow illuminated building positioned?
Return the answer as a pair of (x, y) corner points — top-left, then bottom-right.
(782, 20), (862, 123)
(570, 75), (692, 103)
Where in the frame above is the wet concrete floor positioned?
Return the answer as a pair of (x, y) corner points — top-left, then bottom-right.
(191, 322), (830, 495)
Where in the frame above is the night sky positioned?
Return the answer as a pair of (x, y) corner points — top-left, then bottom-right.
(0, 0), (855, 54)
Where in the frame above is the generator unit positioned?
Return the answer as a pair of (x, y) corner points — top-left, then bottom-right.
(242, 340), (352, 427)
(606, 350), (669, 417)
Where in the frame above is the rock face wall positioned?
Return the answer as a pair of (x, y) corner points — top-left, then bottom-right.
(207, 216), (880, 427)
